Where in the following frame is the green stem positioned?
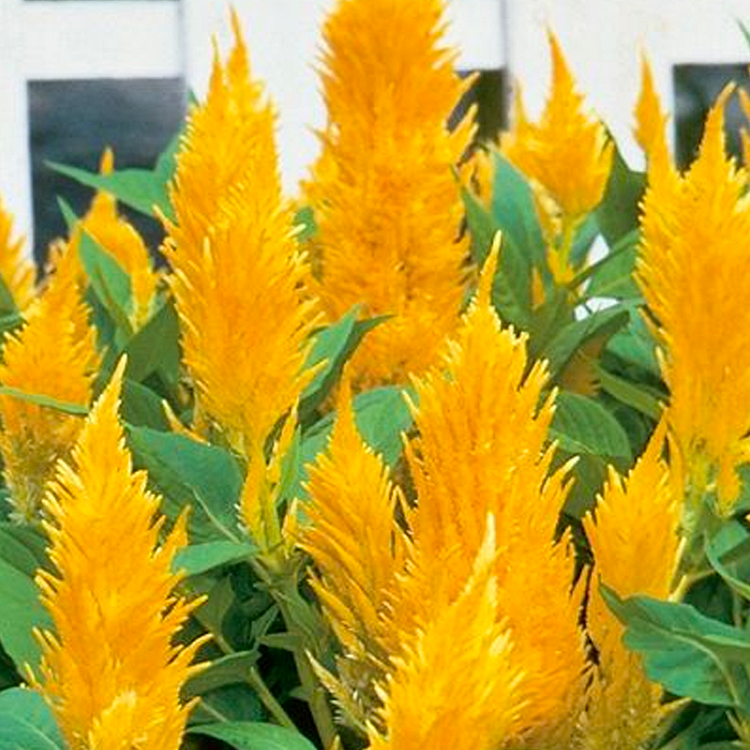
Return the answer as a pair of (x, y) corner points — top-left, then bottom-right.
(193, 608), (298, 731)
(248, 666), (298, 730)
(252, 558), (338, 749)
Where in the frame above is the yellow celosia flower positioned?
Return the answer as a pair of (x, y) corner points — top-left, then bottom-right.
(502, 32), (613, 220)
(0, 198), (35, 311)
(637, 88), (750, 515)
(305, 241), (584, 742)
(308, 0), (473, 386)
(300, 378), (410, 726)
(33, 360), (206, 750)
(581, 421), (679, 750)
(405, 240), (586, 746)
(0, 242), (98, 521)
(367, 524), (524, 750)
(77, 149), (159, 329)
(164, 15), (318, 456)
(633, 56), (669, 158)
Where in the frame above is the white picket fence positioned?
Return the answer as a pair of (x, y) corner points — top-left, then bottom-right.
(2, 0), (750, 250)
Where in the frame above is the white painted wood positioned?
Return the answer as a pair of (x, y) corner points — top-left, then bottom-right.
(19, 1), (182, 80)
(0, 0), (33, 251)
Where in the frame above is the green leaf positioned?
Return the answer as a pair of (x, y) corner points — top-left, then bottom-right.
(489, 152), (546, 268)
(123, 299), (181, 391)
(492, 232), (533, 331)
(189, 722), (316, 750)
(0, 386), (87, 416)
(120, 378), (170, 431)
(174, 541), (256, 577)
(0, 688), (64, 750)
(184, 651), (261, 698)
(584, 228), (641, 300)
(49, 160), (174, 220)
(127, 427), (243, 543)
(596, 366), (663, 420)
(705, 522), (750, 602)
(603, 587), (750, 711)
(596, 143), (645, 245)
(0, 274), (19, 319)
(0, 559), (52, 671)
(299, 307), (385, 419)
(189, 684), (264, 725)
(606, 312), (660, 376)
(551, 392), (632, 461)
(0, 524), (49, 578)
(544, 305), (630, 378)
(352, 386), (414, 466)
(78, 230), (134, 344)
(462, 187), (498, 266)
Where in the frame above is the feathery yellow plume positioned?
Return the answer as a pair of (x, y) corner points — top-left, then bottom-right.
(300, 377), (410, 725)
(33, 360), (206, 749)
(308, 0), (473, 386)
(634, 55), (669, 158)
(77, 149), (159, 329)
(406, 240), (586, 745)
(0, 243), (98, 521)
(368, 524), (523, 750)
(0, 197), (35, 311)
(502, 32), (613, 220)
(581, 421), (679, 750)
(637, 89), (750, 516)
(164, 15), (317, 455)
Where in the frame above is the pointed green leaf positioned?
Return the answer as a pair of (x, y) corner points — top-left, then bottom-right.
(49, 161), (173, 220)
(299, 307), (386, 420)
(551, 392), (631, 461)
(0, 688), (64, 750)
(174, 541), (256, 578)
(78, 230), (134, 344)
(127, 427), (243, 543)
(189, 722), (317, 750)
(490, 152), (546, 268)
(122, 299), (180, 390)
(603, 587), (750, 711)
(0, 386), (87, 416)
(596, 144), (645, 245)
(0, 559), (51, 670)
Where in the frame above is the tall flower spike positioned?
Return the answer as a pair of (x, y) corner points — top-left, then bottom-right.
(76, 149), (159, 330)
(0, 196), (35, 311)
(501, 32), (613, 220)
(634, 55), (669, 159)
(300, 376), (410, 727)
(637, 88), (750, 516)
(0, 242), (98, 521)
(164, 15), (318, 455)
(580, 420), (679, 750)
(308, 0), (474, 386)
(33, 360), (207, 750)
(405, 237), (586, 746)
(367, 522), (524, 750)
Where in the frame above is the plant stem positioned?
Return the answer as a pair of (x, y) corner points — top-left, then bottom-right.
(252, 558), (338, 749)
(247, 666), (298, 730)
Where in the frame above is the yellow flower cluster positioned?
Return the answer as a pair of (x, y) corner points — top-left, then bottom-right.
(164, 12), (318, 466)
(307, 0), (473, 387)
(33, 362), (205, 749)
(637, 84), (750, 517)
(303, 245), (589, 748)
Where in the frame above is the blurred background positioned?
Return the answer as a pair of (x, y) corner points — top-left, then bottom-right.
(2, 0), (750, 262)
